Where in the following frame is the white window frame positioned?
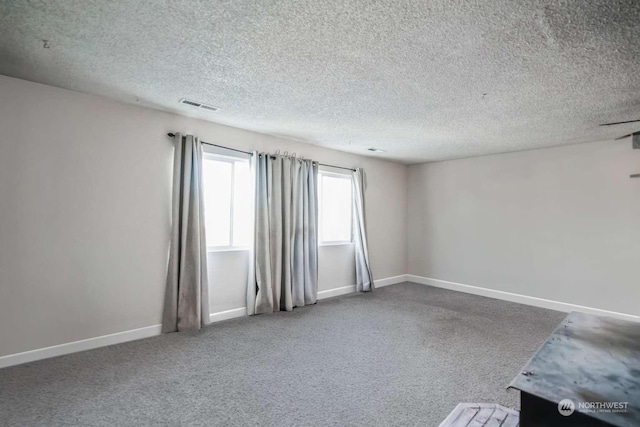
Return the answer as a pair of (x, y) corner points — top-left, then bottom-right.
(317, 169), (354, 246)
(202, 149), (251, 252)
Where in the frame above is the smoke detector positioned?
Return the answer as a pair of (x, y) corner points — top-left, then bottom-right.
(179, 98), (220, 112)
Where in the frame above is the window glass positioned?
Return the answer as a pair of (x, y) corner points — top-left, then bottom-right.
(202, 155), (250, 249)
(319, 172), (353, 243)
(232, 161), (251, 247)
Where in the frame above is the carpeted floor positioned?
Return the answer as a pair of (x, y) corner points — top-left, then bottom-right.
(0, 282), (564, 426)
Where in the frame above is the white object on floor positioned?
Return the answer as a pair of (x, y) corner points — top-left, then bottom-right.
(439, 403), (519, 427)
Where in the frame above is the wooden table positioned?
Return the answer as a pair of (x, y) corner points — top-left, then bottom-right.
(509, 311), (640, 427)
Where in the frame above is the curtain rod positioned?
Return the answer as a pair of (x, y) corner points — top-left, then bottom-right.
(167, 133), (356, 172)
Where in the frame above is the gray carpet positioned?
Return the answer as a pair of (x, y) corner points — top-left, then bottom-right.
(0, 282), (564, 426)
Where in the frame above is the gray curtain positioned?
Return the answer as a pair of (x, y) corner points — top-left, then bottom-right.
(248, 153), (318, 315)
(353, 168), (374, 292)
(162, 133), (210, 332)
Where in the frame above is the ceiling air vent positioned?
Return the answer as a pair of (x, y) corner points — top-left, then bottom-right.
(199, 104), (219, 111)
(179, 98), (220, 112)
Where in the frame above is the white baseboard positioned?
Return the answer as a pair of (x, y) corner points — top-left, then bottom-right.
(316, 274), (407, 299)
(6, 274), (632, 369)
(0, 275), (408, 369)
(209, 307), (246, 323)
(318, 285), (356, 299)
(0, 324), (162, 369)
(375, 274), (408, 288)
(5, 274), (633, 370)
(406, 275), (640, 323)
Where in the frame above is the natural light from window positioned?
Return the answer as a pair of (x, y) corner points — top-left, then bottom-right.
(319, 172), (353, 244)
(202, 155), (251, 249)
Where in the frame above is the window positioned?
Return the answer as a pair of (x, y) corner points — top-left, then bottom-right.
(202, 152), (251, 250)
(318, 170), (353, 245)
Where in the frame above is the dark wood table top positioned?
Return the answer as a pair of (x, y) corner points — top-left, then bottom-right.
(509, 311), (640, 427)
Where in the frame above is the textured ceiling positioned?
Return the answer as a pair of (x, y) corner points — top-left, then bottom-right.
(1, 0), (640, 163)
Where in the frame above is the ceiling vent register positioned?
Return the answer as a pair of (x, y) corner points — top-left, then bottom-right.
(179, 98), (220, 112)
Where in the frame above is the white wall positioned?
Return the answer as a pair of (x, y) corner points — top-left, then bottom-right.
(407, 141), (640, 316)
(9, 69), (636, 362)
(207, 245), (357, 315)
(0, 75), (408, 357)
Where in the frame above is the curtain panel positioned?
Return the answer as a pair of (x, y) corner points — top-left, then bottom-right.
(352, 168), (374, 292)
(162, 133), (210, 332)
(248, 153), (319, 315)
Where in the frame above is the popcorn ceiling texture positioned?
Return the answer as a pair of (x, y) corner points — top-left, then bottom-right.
(1, 0), (639, 163)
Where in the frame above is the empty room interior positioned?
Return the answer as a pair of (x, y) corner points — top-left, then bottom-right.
(1, 1), (639, 426)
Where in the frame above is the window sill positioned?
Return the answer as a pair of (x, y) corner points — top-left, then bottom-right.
(318, 242), (354, 247)
(207, 247), (250, 253)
